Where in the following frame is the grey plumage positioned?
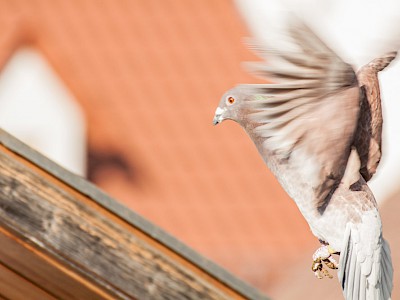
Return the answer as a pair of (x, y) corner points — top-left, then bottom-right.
(213, 17), (396, 299)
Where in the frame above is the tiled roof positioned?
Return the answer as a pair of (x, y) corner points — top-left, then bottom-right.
(0, 0), (317, 292)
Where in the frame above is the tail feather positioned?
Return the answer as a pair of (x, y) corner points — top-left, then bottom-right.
(338, 225), (393, 300)
(381, 240), (393, 298)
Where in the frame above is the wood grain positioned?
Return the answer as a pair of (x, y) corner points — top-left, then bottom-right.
(0, 146), (243, 299)
(0, 261), (56, 300)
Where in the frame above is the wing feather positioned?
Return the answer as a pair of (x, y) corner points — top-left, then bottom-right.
(354, 52), (397, 182)
(244, 17), (360, 209)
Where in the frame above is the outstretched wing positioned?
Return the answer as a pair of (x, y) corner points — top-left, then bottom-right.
(244, 18), (360, 210)
(354, 52), (397, 182)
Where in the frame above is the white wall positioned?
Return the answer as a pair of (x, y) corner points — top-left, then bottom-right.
(235, 0), (400, 203)
(0, 48), (86, 176)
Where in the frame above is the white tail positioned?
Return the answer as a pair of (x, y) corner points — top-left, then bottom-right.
(338, 222), (393, 299)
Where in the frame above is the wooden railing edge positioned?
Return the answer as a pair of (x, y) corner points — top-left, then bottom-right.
(0, 128), (270, 300)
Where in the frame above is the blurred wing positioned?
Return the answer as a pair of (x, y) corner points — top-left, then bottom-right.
(354, 52), (397, 182)
(245, 18), (360, 210)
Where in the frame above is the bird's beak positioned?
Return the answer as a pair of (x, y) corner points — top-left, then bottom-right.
(213, 107), (225, 125)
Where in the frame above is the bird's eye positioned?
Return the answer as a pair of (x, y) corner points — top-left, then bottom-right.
(226, 96), (235, 105)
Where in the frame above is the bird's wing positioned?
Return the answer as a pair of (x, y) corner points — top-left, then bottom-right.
(245, 18), (360, 210)
(353, 52), (397, 182)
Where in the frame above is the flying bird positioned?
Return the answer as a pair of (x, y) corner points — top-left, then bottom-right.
(213, 18), (396, 300)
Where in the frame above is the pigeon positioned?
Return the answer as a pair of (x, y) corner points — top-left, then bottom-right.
(213, 17), (396, 300)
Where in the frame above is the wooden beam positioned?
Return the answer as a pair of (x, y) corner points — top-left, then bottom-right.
(0, 129), (269, 300)
(0, 261), (56, 300)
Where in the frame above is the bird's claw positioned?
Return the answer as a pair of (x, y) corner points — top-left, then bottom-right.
(311, 259), (324, 279)
(312, 259), (334, 279)
(311, 245), (338, 279)
(324, 258), (339, 270)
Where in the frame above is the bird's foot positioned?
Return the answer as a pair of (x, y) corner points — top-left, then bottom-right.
(311, 245), (338, 279)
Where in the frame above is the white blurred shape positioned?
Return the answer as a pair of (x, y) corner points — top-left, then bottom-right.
(235, 0), (400, 203)
(0, 48), (86, 176)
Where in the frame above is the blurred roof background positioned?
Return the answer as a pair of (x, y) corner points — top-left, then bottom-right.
(0, 0), (398, 298)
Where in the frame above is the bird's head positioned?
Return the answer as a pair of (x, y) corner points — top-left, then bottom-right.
(213, 86), (248, 126)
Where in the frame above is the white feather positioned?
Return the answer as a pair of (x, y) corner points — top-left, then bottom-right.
(339, 211), (393, 300)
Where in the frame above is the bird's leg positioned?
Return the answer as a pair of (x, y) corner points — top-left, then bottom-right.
(311, 244), (339, 279)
